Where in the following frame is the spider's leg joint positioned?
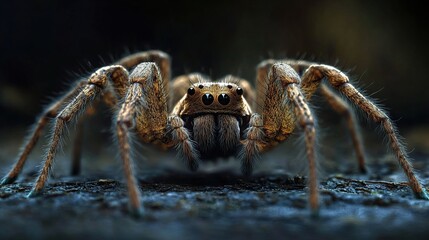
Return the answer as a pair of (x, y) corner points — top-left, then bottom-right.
(129, 62), (160, 85)
(117, 111), (136, 130)
(269, 63), (301, 85)
(88, 65), (127, 88)
(307, 65), (349, 87)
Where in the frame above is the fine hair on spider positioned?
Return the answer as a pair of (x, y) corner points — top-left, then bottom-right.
(1, 50), (427, 217)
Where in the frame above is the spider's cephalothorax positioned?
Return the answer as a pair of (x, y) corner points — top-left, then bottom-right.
(173, 81), (252, 160)
(1, 50), (427, 217)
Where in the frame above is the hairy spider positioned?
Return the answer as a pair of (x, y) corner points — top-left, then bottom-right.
(1, 50), (427, 216)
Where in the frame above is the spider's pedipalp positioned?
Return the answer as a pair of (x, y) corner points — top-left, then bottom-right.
(168, 115), (200, 171)
(238, 113), (265, 176)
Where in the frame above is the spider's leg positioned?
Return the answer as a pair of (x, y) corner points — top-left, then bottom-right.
(301, 64), (428, 199)
(319, 84), (366, 173)
(272, 63), (319, 214)
(243, 62), (320, 214)
(116, 62), (171, 216)
(1, 81), (86, 185)
(284, 61), (366, 171)
(69, 51), (172, 176)
(116, 50), (171, 101)
(27, 65), (129, 197)
(258, 60), (367, 173)
(238, 113), (265, 176)
(69, 68), (129, 176)
(116, 84), (143, 216)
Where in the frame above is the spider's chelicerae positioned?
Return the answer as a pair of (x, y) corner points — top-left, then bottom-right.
(1, 50), (427, 216)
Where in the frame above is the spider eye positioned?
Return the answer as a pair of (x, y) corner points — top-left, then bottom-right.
(198, 84), (204, 89)
(236, 88), (243, 96)
(218, 94), (230, 105)
(202, 93), (214, 105)
(187, 87), (195, 95)
(227, 85), (233, 89)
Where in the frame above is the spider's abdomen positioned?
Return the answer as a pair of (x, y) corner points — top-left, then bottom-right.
(190, 114), (241, 160)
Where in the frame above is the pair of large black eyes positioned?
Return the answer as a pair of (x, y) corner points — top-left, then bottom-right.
(201, 93), (229, 105)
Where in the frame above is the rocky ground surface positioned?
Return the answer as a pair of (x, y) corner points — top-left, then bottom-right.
(1, 167), (429, 240)
(1, 127), (429, 240)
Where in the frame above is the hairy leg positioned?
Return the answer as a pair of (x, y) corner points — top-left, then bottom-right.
(319, 84), (366, 173)
(257, 59), (367, 173)
(116, 82), (145, 216)
(116, 62), (171, 215)
(116, 50), (171, 102)
(287, 85), (318, 215)
(27, 65), (129, 196)
(301, 64), (428, 199)
(1, 81), (86, 185)
(69, 51), (171, 173)
(244, 62), (320, 213)
(2, 51), (171, 184)
(270, 63), (319, 214)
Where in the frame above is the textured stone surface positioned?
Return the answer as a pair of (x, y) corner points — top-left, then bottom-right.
(1, 168), (428, 240)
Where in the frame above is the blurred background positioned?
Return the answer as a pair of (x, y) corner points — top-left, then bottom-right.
(0, 0), (428, 169)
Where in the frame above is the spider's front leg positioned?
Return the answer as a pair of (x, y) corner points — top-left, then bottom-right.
(240, 63), (320, 214)
(116, 62), (200, 215)
(114, 61), (171, 216)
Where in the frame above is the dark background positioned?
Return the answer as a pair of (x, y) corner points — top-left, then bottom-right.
(1, 0), (428, 130)
(1, 1), (429, 239)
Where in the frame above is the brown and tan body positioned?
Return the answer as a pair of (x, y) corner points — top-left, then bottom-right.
(171, 80), (252, 159)
(1, 50), (427, 217)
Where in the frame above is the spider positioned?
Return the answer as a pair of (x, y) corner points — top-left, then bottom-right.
(1, 50), (427, 217)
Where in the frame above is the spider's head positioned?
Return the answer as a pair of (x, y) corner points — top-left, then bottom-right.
(176, 82), (251, 117)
